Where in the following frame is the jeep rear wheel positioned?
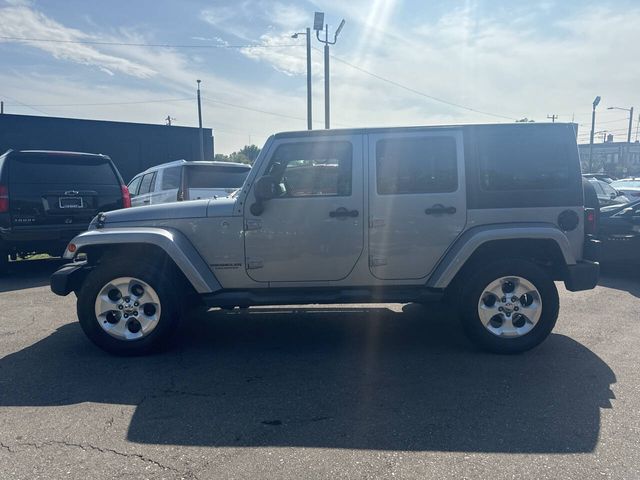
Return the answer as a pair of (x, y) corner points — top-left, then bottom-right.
(459, 259), (559, 354)
(77, 260), (183, 355)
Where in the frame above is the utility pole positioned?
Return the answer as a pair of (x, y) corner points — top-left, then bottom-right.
(291, 27), (312, 130)
(1, 101), (3, 114)
(635, 114), (640, 142)
(314, 12), (345, 130)
(196, 79), (204, 161)
(608, 105), (634, 175)
(547, 114), (558, 123)
(589, 96), (601, 172)
(165, 115), (175, 126)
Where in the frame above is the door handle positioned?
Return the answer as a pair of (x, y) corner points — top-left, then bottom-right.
(143, 200), (150, 204)
(329, 207), (359, 218)
(425, 204), (456, 215)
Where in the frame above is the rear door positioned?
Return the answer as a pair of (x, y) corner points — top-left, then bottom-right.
(368, 130), (466, 280)
(8, 153), (123, 229)
(154, 166), (181, 204)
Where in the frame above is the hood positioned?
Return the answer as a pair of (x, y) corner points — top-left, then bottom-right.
(97, 199), (211, 226)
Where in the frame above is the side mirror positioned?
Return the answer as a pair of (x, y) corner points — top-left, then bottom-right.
(254, 175), (278, 201)
(250, 175), (278, 216)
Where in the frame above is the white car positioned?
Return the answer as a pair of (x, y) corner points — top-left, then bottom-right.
(127, 160), (251, 207)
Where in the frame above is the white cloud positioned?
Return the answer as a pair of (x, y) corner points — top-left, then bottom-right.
(0, 5), (156, 78)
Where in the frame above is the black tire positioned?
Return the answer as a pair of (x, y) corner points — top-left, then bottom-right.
(459, 258), (559, 354)
(76, 258), (184, 355)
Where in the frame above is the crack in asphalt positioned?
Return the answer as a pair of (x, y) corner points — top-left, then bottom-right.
(0, 439), (201, 478)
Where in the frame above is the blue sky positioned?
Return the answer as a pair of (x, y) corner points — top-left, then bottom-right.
(1, 0), (639, 153)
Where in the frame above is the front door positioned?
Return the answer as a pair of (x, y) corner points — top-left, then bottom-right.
(368, 130), (467, 280)
(244, 136), (364, 283)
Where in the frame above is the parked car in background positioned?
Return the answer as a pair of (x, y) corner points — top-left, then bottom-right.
(610, 179), (640, 200)
(585, 177), (629, 206)
(583, 173), (616, 184)
(0, 150), (130, 272)
(598, 199), (640, 264)
(128, 160), (251, 207)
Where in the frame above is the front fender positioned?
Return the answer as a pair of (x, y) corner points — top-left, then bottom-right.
(426, 223), (577, 289)
(64, 227), (221, 294)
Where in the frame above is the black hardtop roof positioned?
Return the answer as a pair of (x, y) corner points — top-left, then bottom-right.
(273, 122), (577, 139)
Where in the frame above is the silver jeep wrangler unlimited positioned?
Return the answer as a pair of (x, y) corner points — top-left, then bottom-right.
(51, 123), (599, 355)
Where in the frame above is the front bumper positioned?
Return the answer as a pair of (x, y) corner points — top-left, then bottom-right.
(50, 261), (92, 296)
(564, 260), (600, 292)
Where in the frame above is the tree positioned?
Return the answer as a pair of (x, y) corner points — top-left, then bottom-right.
(239, 145), (261, 163)
(212, 145), (261, 165)
(516, 118), (535, 123)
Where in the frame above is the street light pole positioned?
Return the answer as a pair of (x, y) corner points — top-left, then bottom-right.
(608, 105), (635, 175)
(314, 12), (345, 130)
(197, 79), (204, 161)
(291, 28), (313, 130)
(589, 96), (601, 172)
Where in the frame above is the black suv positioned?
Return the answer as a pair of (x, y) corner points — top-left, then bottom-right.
(0, 150), (130, 271)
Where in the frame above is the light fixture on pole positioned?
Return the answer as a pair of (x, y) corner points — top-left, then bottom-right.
(607, 105), (634, 174)
(196, 79), (204, 161)
(589, 96), (601, 172)
(314, 12), (345, 129)
(291, 28), (312, 130)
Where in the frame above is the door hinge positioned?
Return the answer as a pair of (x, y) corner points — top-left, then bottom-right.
(246, 258), (264, 269)
(369, 217), (385, 228)
(245, 219), (262, 231)
(369, 256), (387, 267)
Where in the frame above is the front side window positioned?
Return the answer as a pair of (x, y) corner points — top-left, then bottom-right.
(376, 136), (458, 195)
(266, 141), (353, 197)
(161, 167), (181, 190)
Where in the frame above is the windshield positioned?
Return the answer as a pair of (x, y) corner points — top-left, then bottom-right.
(612, 180), (640, 189)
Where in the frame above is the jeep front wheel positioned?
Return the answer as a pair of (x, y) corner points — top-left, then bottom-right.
(459, 259), (559, 354)
(76, 260), (183, 355)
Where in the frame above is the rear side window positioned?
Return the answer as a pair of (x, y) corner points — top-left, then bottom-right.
(9, 154), (118, 185)
(186, 165), (250, 189)
(161, 167), (181, 190)
(477, 132), (569, 191)
(138, 172), (156, 194)
(376, 136), (458, 195)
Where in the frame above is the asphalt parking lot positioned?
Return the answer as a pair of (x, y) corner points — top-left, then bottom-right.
(1, 260), (639, 479)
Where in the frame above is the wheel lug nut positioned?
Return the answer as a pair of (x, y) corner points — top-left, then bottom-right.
(514, 306), (519, 311)
(498, 307), (504, 311)
(511, 296), (518, 302)
(118, 305), (123, 310)
(123, 313), (129, 318)
(501, 297), (506, 303)
(133, 311), (138, 316)
(506, 312), (511, 317)
(134, 302), (139, 307)
(124, 297), (130, 303)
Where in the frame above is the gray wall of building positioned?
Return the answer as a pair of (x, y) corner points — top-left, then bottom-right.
(578, 141), (640, 176)
(0, 114), (214, 181)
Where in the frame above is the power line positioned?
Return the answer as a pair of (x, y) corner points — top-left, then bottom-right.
(3, 97), (193, 107)
(202, 96), (353, 128)
(0, 93), (49, 115)
(319, 48), (517, 121)
(0, 35), (302, 49)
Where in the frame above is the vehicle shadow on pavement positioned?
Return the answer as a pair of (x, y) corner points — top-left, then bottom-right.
(0, 258), (65, 293)
(598, 263), (640, 298)
(0, 303), (615, 453)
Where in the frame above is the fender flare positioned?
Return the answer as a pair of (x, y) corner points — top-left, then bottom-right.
(63, 227), (221, 294)
(426, 223), (576, 289)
